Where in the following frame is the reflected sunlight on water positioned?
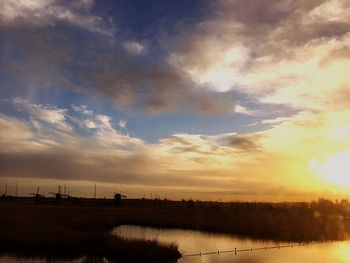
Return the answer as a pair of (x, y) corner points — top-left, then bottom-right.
(113, 225), (350, 263)
(2, 226), (350, 263)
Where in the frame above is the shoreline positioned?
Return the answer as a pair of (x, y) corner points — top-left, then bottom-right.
(1, 198), (350, 261)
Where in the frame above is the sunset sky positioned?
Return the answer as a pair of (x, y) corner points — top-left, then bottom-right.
(1, 0), (350, 201)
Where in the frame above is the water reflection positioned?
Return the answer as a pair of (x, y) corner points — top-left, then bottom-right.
(113, 225), (350, 263)
(2, 226), (350, 263)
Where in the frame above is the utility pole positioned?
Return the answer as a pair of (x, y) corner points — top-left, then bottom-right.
(94, 183), (97, 199)
(4, 183), (7, 196)
(15, 181), (18, 197)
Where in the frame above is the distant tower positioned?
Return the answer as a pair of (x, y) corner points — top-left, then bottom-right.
(15, 181), (18, 197)
(56, 185), (62, 202)
(35, 187), (40, 202)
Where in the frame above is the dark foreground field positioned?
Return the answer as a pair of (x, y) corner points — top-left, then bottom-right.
(1, 198), (350, 261)
(0, 201), (181, 262)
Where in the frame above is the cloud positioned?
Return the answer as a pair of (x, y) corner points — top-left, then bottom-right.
(11, 100), (143, 153)
(0, 11), (236, 115)
(79, 50), (236, 114)
(0, 113), (36, 152)
(72, 104), (93, 115)
(262, 115), (305, 125)
(163, 0), (350, 114)
(321, 46), (350, 65)
(75, 0), (94, 12)
(223, 135), (262, 152)
(158, 132), (262, 159)
(1, 103), (350, 199)
(123, 41), (145, 55)
(14, 98), (71, 131)
(118, 119), (127, 129)
(234, 104), (254, 115)
(2, 0), (350, 116)
(0, 0), (113, 36)
(0, 150), (155, 183)
(159, 134), (218, 156)
(81, 119), (97, 129)
(0, 102), (151, 182)
(0, 104), (263, 187)
(215, 0), (296, 26)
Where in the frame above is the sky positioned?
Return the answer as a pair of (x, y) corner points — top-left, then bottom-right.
(1, 0), (350, 201)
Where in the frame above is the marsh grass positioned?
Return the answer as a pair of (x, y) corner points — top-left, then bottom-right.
(0, 202), (180, 262)
(1, 198), (350, 261)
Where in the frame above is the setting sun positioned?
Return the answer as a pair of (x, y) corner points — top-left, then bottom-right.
(309, 150), (350, 187)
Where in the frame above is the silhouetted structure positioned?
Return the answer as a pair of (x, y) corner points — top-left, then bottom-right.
(1, 183), (7, 199)
(49, 185), (62, 202)
(48, 185), (72, 201)
(113, 193), (126, 206)
(15, 181), (18, 197)
(29, 187), (45, 202)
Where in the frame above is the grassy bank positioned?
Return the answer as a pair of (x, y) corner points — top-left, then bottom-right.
(114, 199), (350, 242)
(0, 202), (180, 262)
(1, 198), (350, 261)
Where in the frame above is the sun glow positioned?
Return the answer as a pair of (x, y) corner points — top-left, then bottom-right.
(309, 150), (350, 187)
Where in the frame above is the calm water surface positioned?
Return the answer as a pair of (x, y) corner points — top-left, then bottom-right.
(113, 225), (350, 263)
(2, 225), (350, 262)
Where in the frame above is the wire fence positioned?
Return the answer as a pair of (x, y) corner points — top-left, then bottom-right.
(182, 241), (318, 257)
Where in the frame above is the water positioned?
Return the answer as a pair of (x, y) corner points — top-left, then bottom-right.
(112, 225), (350, 263)
(2, 225), (350, 262)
